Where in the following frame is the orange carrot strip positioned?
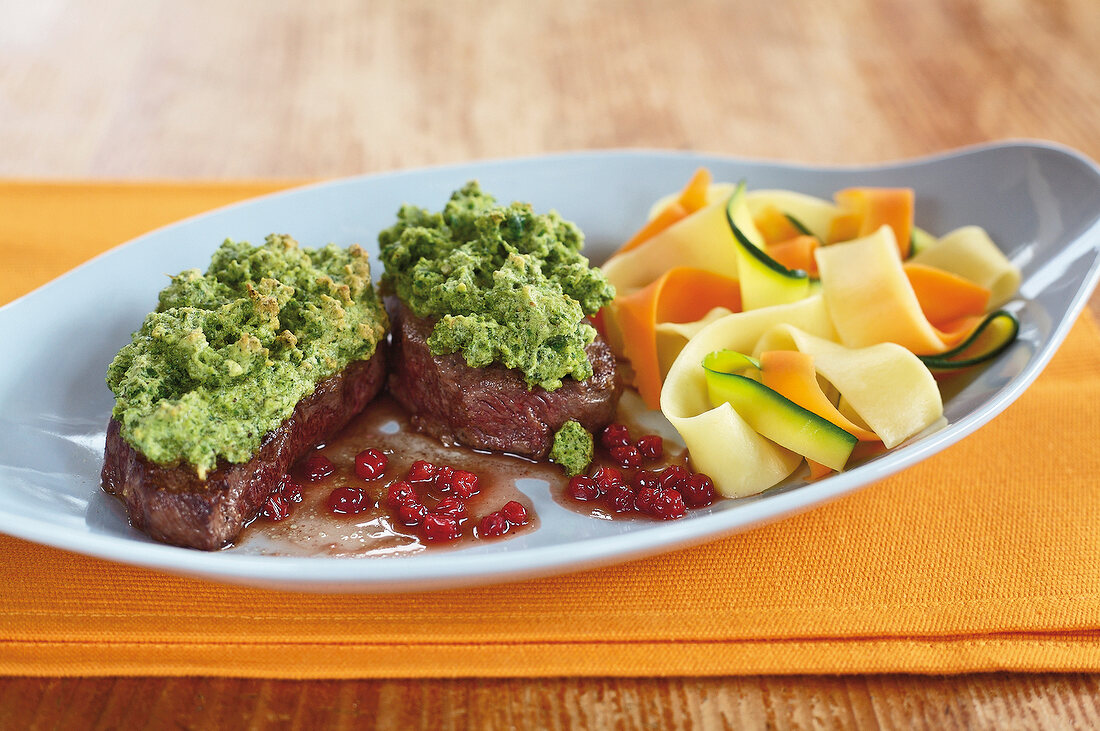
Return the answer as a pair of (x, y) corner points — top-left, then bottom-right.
(832, 188), (915, 257)
(900, 261), (992, 350)
(805, 459), (834, 481)
(616, 267), (742, 409)
(827, 211), (861, 244)
(932, 314), (986, 350)
(617, 204), (687, 256)
(850, 440), (889, 462)
(759, 350), (879, 441)
(753, 204), (803, 244)
(766, 235), (820, 276)
(678, 167), (711, 211)
(614, 168), (712, 255)
(903, 262), (991, 327)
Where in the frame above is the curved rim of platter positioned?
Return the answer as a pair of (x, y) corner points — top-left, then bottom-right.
(0, 140), (1097, 592)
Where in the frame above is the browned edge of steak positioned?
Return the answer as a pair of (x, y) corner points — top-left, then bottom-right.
(386, 299), (620, 458)
(101, 344), (387, 550)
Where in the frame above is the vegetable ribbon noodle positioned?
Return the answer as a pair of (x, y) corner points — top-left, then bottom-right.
(602, 171), (1020, 497)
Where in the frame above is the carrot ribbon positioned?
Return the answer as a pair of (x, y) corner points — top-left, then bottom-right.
(614, 267), (741, 408)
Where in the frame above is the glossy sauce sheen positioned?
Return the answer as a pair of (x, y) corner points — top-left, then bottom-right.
(561, 393), (692, 521)
(233, 390), (688, 556)
(233, 395), (551, 557)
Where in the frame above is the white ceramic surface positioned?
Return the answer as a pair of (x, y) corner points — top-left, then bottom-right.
(1, 141), (1098, 592)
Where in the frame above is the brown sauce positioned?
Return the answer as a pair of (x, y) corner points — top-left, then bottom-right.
(231, 389), (692, 557)
(232, 395), (556, 557)
(552, 390), (697, 521)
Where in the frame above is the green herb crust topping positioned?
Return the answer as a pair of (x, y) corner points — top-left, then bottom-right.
(106, 235), (387, 477)
(378, 181), (615, 391)
(549, 420), (594, 476)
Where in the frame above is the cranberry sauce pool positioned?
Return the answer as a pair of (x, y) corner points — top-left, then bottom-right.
(232, 391), (713, 557)
(232, 395), (547, 557)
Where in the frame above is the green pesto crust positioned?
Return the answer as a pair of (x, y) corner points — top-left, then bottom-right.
(106, 235), (387, 477)
(549, 420), (594, 476)
(378, 181), (615, 391)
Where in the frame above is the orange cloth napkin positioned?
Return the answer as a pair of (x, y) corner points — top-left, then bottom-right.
(2, 181), (1099, 678)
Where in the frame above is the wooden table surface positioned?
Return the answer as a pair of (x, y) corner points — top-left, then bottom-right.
(2, 0), (1099, 728)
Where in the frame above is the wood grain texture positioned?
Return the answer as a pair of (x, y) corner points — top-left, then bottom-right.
(2, 0), (1100, 727)
(1, 675), (1099, 730)
(2, 0), (1098, 178)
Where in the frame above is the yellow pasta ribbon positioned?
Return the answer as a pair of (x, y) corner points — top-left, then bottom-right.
(909, 226), (1021, 308)
(660, 296), (836, 497)
(601, 199), (738, 295)
(647, 183), (737, 221)
(816, 226), (963, 353)
(753, 326), (943, 449)
(746, 189), (844, 241)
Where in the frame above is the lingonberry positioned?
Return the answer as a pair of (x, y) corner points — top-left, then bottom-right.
(568, 475), (600, 501)
(261, 494), (290, 521)
(406, 459), (436, 483)
(398, 500), (429, 526)
(302, 453), (335, 481)
(649, 489), (687, 520)
(607, 486), (636, 513)
(590, 466), (624, 491)
(636, 434), (664, 460)
(478, 512), (509, 538)
(385, 480), (417, 508)
(433, 465), (456, 491)
(682, 472), (716, 508)
(609, 444), (643, 469)
(421, 513), (461, 542)
(434, 496), (467, 521)
(631, 469), (661, 492)
(327, 486), (370, 515)
(658, 464), (690, 490)
(279, 474), (302, 503)
(500, 500), (529, 526)
(634, 487), (660, 515)
(600, 423), (631, 450)
(450, 470), (480, 498)
(354, 448), (388, 480)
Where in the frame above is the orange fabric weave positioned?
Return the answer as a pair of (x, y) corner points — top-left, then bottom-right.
(1, 181), (1099, 678)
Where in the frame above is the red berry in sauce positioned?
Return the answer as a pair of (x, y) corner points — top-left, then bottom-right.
(631, 469), (660, 492)
(682, 473), (716, 508)
(568, 475), (600, 501)
(450, 469), (480, 499)
(600, 423), (632, 450)
(433, 465), (456, 491)
(278, 474), (302, 503)
(302, 453), (335, 482)
(386, 480), (417, 507)
(649, 489), (687, 520)
(609, 444), (643, 469)
(261, 494), (290, 521)
(634, 487), (660, 516)
(398, 500), (429, 526)
(607, 486), (636, 513)
(406, 459), (436, 483)
(327, 486), (370, 515)
(478, 511), (510, 538)
(354, 448), (388, 480)
(636, 434), (663, 460)
(500, 500), (529, 526)
(434, 496), (468, 521)
(590, 466), (624, 491)
(421, 513), (461, 542)
(658, 464), (690, 490)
